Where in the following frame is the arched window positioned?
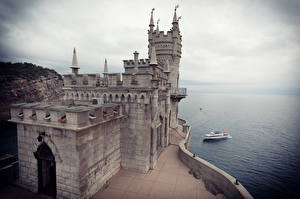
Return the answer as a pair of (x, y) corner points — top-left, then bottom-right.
(140, 95), (145, 103)
(127, 94), (131, 103)
(103, 94), (107, 103)
(121, 94), (125, 102)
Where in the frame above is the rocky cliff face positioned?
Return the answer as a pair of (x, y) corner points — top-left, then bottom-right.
(0, 62), (64, 120)
(1, 74), (63, 104)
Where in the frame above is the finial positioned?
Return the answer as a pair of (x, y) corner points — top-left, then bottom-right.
(173, 5), (178, 24)
(156, 19), (160, 33)
(104, 58), (108, 74)
(149, 8), (155, 27)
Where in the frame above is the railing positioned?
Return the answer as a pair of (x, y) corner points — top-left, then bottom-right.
(171, 87), (187, 96)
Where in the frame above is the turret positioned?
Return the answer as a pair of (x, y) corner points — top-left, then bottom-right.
(172, 5), (179, 32)
(133, 51), (139, 74)
(70, 48), (79, 75)
(148, 8), (155, 58)
(156, 19), (160, 34)
(150, 44), (158, 80)
(149, 8), (155, 33)
(103, 58), (108, 74)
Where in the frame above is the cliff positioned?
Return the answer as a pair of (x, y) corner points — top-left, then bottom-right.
(0, 62), (64, 121)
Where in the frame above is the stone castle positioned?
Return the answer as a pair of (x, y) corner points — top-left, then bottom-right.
(9, 7), (187, 198)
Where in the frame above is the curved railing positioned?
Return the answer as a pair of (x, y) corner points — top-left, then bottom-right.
(177, 118), (254, 199)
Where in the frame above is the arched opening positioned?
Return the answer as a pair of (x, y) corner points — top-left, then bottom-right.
(109, 94), (113, 102)
(121, 94), (125, 102)
(86, 93), (89, 100)
(127, 94), (131, 103)
(34, 142), (56, 198)
(92, 99), (98, 105)
(134, 95), (138, 102)
(115, 94), (119, 102)
(140, 95), (145, 103)
(103, 94), (107, 103)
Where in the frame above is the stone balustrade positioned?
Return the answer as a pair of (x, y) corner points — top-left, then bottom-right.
(177, 119), (254, 199)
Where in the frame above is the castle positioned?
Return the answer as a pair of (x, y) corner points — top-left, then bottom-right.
(9, 7), (187, 198)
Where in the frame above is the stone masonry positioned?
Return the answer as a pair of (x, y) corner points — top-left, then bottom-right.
(9, 7), (187, 199)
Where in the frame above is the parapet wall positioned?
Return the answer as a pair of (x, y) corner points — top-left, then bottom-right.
(178, 119), (254, 199)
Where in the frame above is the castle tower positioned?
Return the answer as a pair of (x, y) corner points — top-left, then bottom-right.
(147, 6), (182, 89)
(70, 48), (79, 75)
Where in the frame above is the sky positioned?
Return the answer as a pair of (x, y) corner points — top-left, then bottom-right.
(0, 0), (299, 94)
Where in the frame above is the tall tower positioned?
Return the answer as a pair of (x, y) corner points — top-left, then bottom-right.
(147, 6), (182, 89)
(71, 48), (79, 75)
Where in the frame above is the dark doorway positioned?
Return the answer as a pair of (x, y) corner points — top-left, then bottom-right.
(35, 142), (56, 198)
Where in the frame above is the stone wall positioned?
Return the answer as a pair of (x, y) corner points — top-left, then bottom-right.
(120, 103), (152, 173)
(77, 118), (121, 198)
(17, 123), (81, 199)
(178, 121), (254, 199)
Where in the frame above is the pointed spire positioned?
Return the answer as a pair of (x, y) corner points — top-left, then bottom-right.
(150, 44), (158, 65)
(72, 48), (78, 66)
(156, 19), (160, 33)
(172, 5), (179, 24)
(149, 8), (155, 27)
(71, 48), (79, 75)
(103, 58), (108, 74)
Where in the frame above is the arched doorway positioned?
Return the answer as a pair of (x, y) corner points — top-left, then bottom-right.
(35, 142), (56, 198)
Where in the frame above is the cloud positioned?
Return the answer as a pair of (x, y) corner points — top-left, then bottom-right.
(0, 0), (299, 94)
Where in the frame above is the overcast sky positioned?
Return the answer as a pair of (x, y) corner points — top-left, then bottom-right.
(0, 0), (299, 94)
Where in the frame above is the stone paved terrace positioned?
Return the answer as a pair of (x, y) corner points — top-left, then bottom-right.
(93, 137), (226, 199)
(0, 129), (226, 199)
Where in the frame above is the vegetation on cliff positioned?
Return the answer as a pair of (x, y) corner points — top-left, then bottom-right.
(0, 62), (62, 81)
(0, 62), (64, 120)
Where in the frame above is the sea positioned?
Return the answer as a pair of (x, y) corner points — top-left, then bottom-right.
(178, 93), (300, 199)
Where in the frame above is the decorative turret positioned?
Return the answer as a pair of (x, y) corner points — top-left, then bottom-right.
(149, 8), (155, 32)
(150, 44), (158, 80)
(150, 44), (158, 66)
(172, 5), (178, 23)
(71, 48), (79, 75)
(156, 19), (160, 34)
(172, 5), (179, 32)
(133, 51), (139, 74)
(103, 58), (108, 74)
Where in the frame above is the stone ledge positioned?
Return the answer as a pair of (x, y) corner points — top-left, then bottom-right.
(178, 124), (254, 199)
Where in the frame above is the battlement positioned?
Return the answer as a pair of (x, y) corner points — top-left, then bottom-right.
(10, 102), (122, 130)
(123, 59), (150, 67)
(150, 30), (173, 39)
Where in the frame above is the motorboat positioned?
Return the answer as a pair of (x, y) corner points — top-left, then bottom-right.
(203, 131), (232, 140)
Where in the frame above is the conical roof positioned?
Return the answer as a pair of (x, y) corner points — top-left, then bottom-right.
(104, 58), (108, 74)
(72, 48), (79, 67)
(149, 8), (154, 26)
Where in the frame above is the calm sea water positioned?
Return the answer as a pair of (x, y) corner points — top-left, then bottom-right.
(178, 93), (300, 199)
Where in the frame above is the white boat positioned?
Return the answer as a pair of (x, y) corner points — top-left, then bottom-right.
(203, 131), (232, 140)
